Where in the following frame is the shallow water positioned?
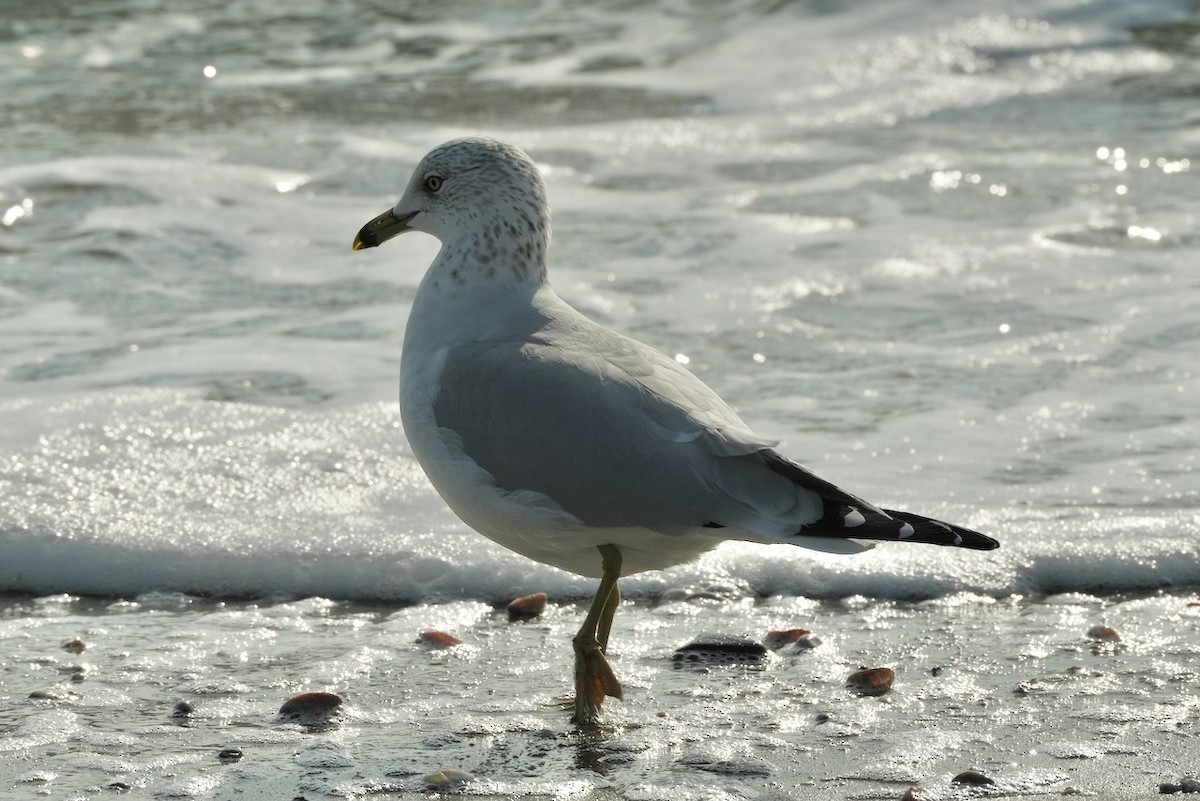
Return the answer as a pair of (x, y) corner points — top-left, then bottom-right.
(1, 0), (1199, 798)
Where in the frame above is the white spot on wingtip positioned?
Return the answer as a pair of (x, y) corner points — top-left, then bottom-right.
(843, 508), (866, 528)
(898, 522), (915, 538)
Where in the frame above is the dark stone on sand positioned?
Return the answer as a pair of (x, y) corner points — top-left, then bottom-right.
(1086, 624), (1121, 642)
(1161, 777), (1200, 794)
(279, 691), (343, 724)
(172, 700), (195, 717)
(815, 712), (832, 724)
(218, 747), (243, 764)
(61, 637), (87, 654)
(951, 769), (996, 786)
(107, 781), (133, 792)
(671, 635), (769, 665)
(931, 666), (944, 677)
(901, 788), (929, 801)
(678, 752), (773, 776)
(417, 630), (463, 648)
(507, 592), (548, 621)
(847, 667), (894, 696)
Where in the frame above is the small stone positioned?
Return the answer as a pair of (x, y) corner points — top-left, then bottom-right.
(172, 700), (195, 717)
(217, 747), (243, 764)
(1180, 777), (1200, 793)
(931, 666), (944, 677)
(417, 630), (462, 648)
(107, 781), (133, 792)
(847, 667), (894, 696)
(423, 768), (474, 790)
(61, 638), (87, 654)
(279, 691), (343, 725)
(1086, 624), (1121, 642)
(507, 592), (548, 621)
(1161, 784), (1181, 795)
(952, 770), (996, 786)
(902, 788), (929, 801)
(815, 712), (832, 724)
(671, 635), (769, 665)
(764, 628), (810, 650)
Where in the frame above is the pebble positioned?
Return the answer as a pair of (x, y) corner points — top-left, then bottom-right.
(417, 630), (463, 648)
(764, 628), (821, 651)
(61, 637), (87, 654)
(671, 635), (769, 665)
(171, 700), (195, 718)
(951, 769), (996, 786)
(847, 667), (894, 696)
(1086, 624), (1121, 642)
(423, 768), (474, 790)
(28, 688), (81, 701)
(764, 628), (810, 650)
(217, 747), (243, 764)
(901, 788), (929, 801)
(279, 691), (343, 725)
(507, 592), (548, 621)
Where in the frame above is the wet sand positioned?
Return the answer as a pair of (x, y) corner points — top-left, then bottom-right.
(2, 592), (1197, 799)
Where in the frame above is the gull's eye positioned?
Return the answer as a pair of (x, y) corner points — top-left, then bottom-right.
(424, 174), (443, 192)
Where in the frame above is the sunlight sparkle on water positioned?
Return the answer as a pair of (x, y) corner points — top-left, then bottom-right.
(2, 199), (32, 227)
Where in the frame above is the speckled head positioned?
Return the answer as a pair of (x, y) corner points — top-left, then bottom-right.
(353, 137), (551, 286)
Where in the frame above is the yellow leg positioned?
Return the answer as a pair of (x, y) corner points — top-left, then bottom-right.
(572, 544), (624, 725)
(596, 581), (620, 653)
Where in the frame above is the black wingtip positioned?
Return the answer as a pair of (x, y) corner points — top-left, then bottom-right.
(879, 509), (999, 550)
(761, 451), (999, 551)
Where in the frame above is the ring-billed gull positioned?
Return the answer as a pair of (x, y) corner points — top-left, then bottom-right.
(352, 137), (999, 725)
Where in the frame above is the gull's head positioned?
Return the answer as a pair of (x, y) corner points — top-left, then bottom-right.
(353, 137), (551, 284)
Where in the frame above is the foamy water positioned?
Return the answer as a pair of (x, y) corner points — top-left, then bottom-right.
(1, 0), (1198, 798)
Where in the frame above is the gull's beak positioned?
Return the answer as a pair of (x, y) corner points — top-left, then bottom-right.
(352, 208), (419, 251)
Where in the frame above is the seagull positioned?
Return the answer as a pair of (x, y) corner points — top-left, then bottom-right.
(352, 137), (999, 725)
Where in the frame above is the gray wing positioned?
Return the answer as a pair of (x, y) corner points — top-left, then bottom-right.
(431, 316), (827, 539)
(431, 305), (999, 552)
